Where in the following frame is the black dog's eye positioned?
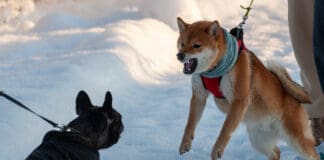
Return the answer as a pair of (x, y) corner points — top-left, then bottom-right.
(193, 44), (201, 49)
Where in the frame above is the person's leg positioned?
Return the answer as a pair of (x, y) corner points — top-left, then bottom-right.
(312, 0), (324, 146)
(288, 0), (324, 145)
(313, 0), (324, 93)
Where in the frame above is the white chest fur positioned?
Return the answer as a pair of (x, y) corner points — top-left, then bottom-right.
(191, 74), (209, 98)
(220, 73), (234, 102)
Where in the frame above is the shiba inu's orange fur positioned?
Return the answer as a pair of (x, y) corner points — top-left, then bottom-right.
(176, 17), (319, 160)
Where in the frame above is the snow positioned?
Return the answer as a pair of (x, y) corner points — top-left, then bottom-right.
(0, 0), (320, 159)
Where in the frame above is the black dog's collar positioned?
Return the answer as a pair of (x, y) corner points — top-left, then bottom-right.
(45, 130), (95, 149)
(61, 125), (81, 134)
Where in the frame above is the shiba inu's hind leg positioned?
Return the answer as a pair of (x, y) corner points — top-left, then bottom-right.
(281, 106), (319, 160)
(247, 123), (280, 160)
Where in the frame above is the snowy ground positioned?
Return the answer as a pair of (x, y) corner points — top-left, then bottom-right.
(0, 0), (323, 160)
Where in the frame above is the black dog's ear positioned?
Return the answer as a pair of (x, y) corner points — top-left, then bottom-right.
(76, 90), (92, 115)
(103, 91), (113, 111)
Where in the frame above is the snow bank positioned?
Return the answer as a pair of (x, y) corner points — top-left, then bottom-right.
(0, 0), (307, 160)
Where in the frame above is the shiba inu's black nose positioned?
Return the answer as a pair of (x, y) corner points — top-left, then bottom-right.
(177, 53), (185, 61)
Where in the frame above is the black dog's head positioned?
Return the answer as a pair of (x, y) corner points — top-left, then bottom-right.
(67, 90), (124, 149)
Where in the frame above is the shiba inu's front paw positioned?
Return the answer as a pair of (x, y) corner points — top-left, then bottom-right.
(211, 144), (224, 160)
(179, 135), (193, 154)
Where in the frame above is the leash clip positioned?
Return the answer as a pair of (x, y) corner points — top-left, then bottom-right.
(56, 124), (67, 131)
(60, 125), (81, 134)
(238, 0), (254, 29)
(58, 124), (72, 132)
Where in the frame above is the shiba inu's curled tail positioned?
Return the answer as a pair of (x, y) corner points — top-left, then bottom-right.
(267, 61), (311, 103)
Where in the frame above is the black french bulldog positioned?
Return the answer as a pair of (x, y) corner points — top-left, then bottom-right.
(26, 90), (124, 160)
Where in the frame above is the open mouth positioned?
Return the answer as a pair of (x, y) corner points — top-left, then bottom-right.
(183, 58), (198, 74)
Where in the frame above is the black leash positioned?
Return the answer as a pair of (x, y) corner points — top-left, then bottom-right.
(0, 91), (64, 130)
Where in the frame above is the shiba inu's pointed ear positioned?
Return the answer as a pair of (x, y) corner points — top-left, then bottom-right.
(177, 17), (188, 32)
(103, 91), (113, 111)
(76, 90), (92, 115)
(209, 21), (220, 36)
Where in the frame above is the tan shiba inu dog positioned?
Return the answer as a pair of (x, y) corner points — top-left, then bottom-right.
(176, 17), (319, 160)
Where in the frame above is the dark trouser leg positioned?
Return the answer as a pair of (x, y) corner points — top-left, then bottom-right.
(313, 0), (324, 93)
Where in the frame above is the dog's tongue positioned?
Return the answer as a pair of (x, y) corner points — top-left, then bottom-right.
(184, 60), (194, 71)
(184, 58), (197, 74)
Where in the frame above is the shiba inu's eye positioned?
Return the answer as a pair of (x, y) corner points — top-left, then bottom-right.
(193, 44), (201, 49)
(180, 42), (185, 48)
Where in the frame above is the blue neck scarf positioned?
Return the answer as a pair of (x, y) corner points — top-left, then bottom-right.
(200, 29), (238, 78)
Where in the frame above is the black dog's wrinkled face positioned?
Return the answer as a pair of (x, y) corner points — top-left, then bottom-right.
(67, 91), (123, 149)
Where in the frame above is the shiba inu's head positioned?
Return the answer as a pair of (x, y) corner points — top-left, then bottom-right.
(176, 17), (226, 74)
